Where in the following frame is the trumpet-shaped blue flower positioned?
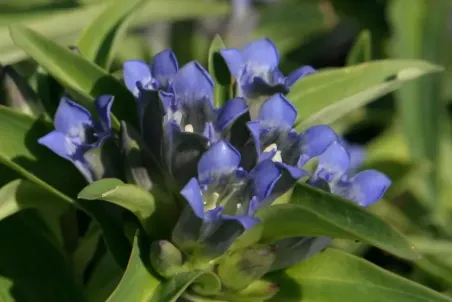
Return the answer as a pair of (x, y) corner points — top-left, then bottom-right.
(220, 38), (315, 100)
(172, 140), (282, 257)
(38, 95), (113, 182)
(246, 93), (337, 179)
(310, 141), (391, 207)
(123, 48), (179, 97)
(161, 61), (248, 142)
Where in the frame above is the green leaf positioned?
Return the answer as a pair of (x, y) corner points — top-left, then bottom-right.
(288, 59), (443, 130)
(0, 105), (84, 199)
(0, 1), (230, 65)
(208, 34), (232, 108)
(108, 232), (161, 301)
(77, 0), (147, 70)
(0, 178), (67, 221)
(73, 222), (102, 281)
(0, 213), (86, 302)
(256, 182), (418, 260)
(389, 0), (448, 221)
(0, 178), (67, 246)
(346, 29), (371, 65)
(0, 105), (130, 269)
(150, 271), (207, 302)
(9, 25), (136, 128)
(0, 4), (107, 64)
(86, 252), (123, 302)
(266, 248), (452, 302)
(78, 178), (155, 231)
(409, 237), (452, 255)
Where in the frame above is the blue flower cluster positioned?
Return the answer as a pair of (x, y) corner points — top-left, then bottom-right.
(39, 38), (391, 258)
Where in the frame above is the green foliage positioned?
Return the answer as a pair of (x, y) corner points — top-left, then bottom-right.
(0, 0), (451, 301)
(257, 182), (418, 260)
(266, 249), (451, 302)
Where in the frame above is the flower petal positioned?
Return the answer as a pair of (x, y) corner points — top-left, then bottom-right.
(38, 131), (71, 160)
(215, 97), (248, 131)
(314, 141), (350, 184)
(334, 170), (391, 207)
(246, 120), (262, 159)
(275, 162), (308, 180)
(258, 93), (297, 127)
(298, 125), (338, 166)
(345, 142), (366, 171)
(172, 61), (214, 106)
(242, 38), (280, 68)
(54, 96), (92, 134)
(250, 159), (282, 201)
(150, 49), (179, 90)
(285, 65), (315, 88)
(94, 95), (114, 132)
(219, 48), (243, 78)
(180, 178), (205, 219)
(198, 140), (241, 184)
(221, 214), (259, 230)
(123, 60), (152, 97)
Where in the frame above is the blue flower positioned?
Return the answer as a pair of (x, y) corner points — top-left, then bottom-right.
(220, 38), (315, 100)
(245, 93), (338, 180)
(38, 95), (113, 182)
(172, 140), (282, 257)
(161, 61), (248, 142)
(310, 141), (391, 207)
(123, 48), (178, 97)
(341, 140), (366, 172)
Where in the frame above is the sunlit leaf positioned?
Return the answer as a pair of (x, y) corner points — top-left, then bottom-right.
(288, 59), (443, 130)
(266, 249), (452, 302)
(256, 182), (418, 260)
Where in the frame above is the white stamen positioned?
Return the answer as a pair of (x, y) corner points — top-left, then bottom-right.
(263, 143), (277, 153)
(204, 192), (220, 211)
(184, 124), (194, 133)
(263, 143), (283, 163)
(273, 150), (282, 163)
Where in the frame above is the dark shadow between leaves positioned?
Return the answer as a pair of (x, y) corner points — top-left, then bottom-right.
(0, 212), (85, 302)
(264, 270), (302, 302)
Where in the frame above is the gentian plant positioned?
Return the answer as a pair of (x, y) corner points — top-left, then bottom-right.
(0, 1), (448, 301)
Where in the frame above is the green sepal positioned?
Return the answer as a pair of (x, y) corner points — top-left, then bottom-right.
(150, 240), (188, 278)
(217, 244), (276, 291)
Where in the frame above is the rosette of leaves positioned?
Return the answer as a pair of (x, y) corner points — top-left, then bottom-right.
(0, 6), (448, 301)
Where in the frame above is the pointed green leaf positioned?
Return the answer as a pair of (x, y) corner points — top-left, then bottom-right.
(0, 179), (67, 221)
(108, 232), (161, 301)
(266, 248), (452, 302)
(9, 25), (136, 127)
(208, 34), (232, 107)
(150, 271), (209, 302)
(78, 178), (155, 231)
(288, 59), (443, 130)
(77, 0), (148, 70)
(0, 105), (130, 269)
(346, 29), (372, 65)
(256, 182), (418, 260)
(86, 252), (123, 302)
